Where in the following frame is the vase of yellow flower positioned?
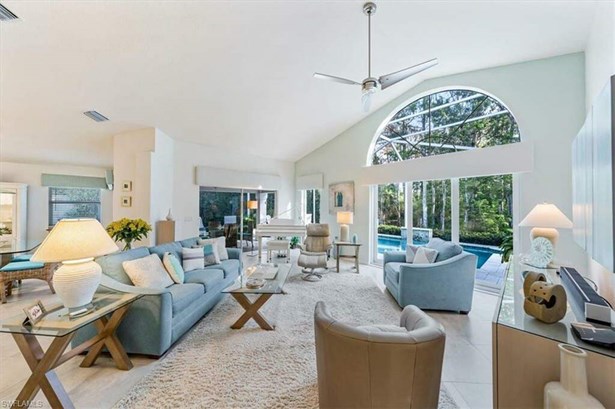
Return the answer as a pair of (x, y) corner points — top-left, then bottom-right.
(106, 218), (152, 251)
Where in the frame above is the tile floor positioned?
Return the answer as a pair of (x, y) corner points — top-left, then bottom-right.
(0, 250), (498, 408)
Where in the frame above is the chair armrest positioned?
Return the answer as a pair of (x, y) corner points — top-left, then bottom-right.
(227, 248), (241, 260)
(383, 251), (406, 265)
(100, 274), (170, 295)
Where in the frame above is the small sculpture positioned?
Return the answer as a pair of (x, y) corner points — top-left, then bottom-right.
(166, 209), (174, 221)
(523, 275), (567, 323)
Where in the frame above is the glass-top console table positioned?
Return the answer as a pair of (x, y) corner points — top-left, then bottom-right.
(492, 258), (615, 408)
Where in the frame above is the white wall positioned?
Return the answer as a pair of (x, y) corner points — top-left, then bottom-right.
(0, 161), (112, 242)
(584, 3), (615, 304)
(112, 128), (295, 244)
(172, 140), (295, 240)
(585, 1), (615, 111)
(296, 53), (586, 267)
(113, 128), (175, 245)
(113, 128), (156, 224)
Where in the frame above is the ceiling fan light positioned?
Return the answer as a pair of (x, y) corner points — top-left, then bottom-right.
(362, 88), (376, 112)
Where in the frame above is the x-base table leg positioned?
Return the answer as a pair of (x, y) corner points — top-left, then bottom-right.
(230, 293), (274, 330)
(10, 304), (134, 408)
(12, 333), (75, 409)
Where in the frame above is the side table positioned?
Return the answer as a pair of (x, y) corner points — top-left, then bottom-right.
(0, 292), (142, 408)
(334, 242), (362, 273)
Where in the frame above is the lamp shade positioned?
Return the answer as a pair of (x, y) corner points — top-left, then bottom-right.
(247, 200), (258, 210)
(32, 218), (119, 262)
(337, 211), (354, 225)
(519, 204), (573, 229)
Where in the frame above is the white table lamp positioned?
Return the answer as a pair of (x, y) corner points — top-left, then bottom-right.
(337, 211), (353, 242)
(32, 219), (119, 314)
(519, 203), (573, 246)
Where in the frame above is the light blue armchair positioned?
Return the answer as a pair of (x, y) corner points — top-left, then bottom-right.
(383, 239), (477, 313)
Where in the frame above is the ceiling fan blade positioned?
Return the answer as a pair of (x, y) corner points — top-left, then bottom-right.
(313, 73), (361, 86)
(378, 58), (438, 90)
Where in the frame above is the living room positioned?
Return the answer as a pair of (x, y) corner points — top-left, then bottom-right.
(1, 1), (614, 408)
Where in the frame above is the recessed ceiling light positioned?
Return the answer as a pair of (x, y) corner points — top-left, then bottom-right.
(83, 111), (109, 122)
(0, 3), (18, 21)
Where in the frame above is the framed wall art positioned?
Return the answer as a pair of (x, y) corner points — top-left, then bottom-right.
(329, 181), (354, 215)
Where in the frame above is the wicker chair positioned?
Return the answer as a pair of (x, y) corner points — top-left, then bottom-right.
(0, 262), (57, 303)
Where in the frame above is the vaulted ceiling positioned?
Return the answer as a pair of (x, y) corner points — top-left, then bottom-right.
(0, 0), (599, 167)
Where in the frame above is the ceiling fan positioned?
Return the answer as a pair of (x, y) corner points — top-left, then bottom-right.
(314, 2), (438, 112)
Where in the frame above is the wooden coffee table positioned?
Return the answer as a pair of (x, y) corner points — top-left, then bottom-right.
(223, 264), (291, 330)
(0, 293), (141, 408)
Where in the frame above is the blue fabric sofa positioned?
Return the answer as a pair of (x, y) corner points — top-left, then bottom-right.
(73, 237), (241, 357)
(383, 238), (477, 313)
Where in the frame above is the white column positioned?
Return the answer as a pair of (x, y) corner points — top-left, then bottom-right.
(451, 178), (460, 244)
(405, 182), (413, 244)
(369, 185), (379, 264)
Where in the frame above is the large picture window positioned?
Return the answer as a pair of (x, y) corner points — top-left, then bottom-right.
(371, 89), (520, 165)
(48, 187), (101, 226)
(370, 88), (519, 291)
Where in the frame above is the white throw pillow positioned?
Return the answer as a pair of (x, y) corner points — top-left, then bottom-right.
(406, 244), (420, 263)
(413, 247), (439, 264)
(198, 237), (228, 261)
(122, 254), (174, 288)
(182, 247), (205, 271)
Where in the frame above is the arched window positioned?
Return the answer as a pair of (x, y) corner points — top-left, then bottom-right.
(370, 89), (520, 165)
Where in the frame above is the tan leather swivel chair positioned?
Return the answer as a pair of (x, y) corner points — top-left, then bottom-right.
(297, 224), (332, 281)
(314, 301), (446, 409)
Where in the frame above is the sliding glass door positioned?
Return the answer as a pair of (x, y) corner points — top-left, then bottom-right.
(199, 187), (277, 252)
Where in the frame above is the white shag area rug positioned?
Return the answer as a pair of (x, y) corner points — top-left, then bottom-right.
(115, 270), (458, 409)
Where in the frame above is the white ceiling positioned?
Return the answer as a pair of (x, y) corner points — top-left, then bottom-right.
(0, 0), (599, 167)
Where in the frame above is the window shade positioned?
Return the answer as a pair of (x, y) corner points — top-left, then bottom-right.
(41, 174), (108, 189)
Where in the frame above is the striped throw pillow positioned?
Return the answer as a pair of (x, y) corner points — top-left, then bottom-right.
(182, 247), (204, 272)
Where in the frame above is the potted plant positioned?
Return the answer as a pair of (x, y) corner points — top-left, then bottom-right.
(106, 218), (152, 251)
(500, 228), (513, 263)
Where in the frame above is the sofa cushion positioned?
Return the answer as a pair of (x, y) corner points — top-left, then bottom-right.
(167, 283), (204, 315)
(95, 247), (150, 285)
(427, 238), (463, 262)
(0, 261), (44, 272)
(184, 269), (225, 292)
(203, 259), (240, 278)
(179, 237), (199, 248)
(122, 254), (174, 288)
(384, 262), (403, 284)
(149, 242), (183, 262)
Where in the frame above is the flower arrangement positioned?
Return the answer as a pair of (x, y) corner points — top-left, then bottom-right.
(106, 218), (152, 251)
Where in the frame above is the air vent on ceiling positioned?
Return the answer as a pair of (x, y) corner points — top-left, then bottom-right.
(0, 3), (18, 21)
(83, 111), (109, 122)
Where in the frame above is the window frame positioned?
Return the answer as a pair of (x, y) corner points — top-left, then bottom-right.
(367, 87), (521, 166)
(48, 187), (102, 227)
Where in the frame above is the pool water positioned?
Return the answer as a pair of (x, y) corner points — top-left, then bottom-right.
(377, 235), (501, 269)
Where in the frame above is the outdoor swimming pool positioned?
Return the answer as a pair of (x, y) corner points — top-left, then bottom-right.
(377, 235), (501, 268)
